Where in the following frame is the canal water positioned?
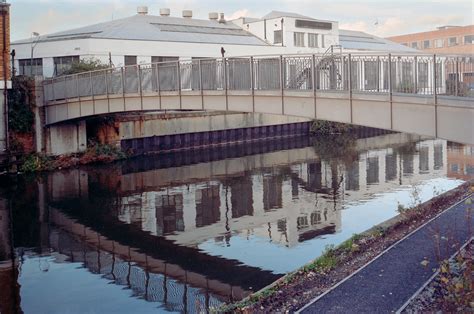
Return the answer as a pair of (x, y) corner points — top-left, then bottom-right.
(1, 132), (473, 313)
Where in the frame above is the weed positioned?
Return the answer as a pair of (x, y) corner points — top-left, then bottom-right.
(20, 154), (53, 172)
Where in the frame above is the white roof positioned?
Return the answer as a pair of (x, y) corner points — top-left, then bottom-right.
(242, 11), (336, 24)
(339, 29), (418, 52)
(13, 14), (269, 46)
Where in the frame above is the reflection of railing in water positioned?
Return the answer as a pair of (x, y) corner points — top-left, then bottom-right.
(47, 205), (281, 296)
(48, 226), (223, 313)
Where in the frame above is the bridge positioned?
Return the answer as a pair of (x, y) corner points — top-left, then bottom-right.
(42, 52), (474, 145)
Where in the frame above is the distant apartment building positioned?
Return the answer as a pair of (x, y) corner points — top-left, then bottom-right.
(387, 25), (474, 55)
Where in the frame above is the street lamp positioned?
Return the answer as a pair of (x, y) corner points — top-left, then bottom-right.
(30, 32), (40, 76)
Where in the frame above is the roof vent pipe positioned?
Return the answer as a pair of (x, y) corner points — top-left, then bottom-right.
(209, 12), (218, 20)
(218, 13), (225, 23)
(182, 10), (192, 18)
(159, 8), (170, 16)
(137, 6), (148, 15)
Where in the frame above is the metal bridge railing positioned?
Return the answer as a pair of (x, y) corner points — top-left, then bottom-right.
(43, 53), (474, 103)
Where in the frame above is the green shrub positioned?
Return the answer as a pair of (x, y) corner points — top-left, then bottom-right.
(20, 154), (52, 172)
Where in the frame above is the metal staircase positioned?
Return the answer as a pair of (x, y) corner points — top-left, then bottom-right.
(317, 45), (344, 90)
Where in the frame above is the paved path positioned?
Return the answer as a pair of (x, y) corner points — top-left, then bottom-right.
(300, 194), (474, 314)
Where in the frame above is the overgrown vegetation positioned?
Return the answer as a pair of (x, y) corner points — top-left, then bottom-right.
(19, 142), (128, 173)
(310, 120), (354, 135)
(60, 58), (110, 75)
(8, 76), (35, 133)
(20, 154), (53, 173)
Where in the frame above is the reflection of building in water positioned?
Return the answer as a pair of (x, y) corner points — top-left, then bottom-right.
(447, 143), (474, 180)
(0, 198), (21, 314)
(196, 185), (220, 228)
(227, 177), (253, 219)
(157, 194), (184, 235)
(263, 171), (283, 211)
(86, 138), (449, 249)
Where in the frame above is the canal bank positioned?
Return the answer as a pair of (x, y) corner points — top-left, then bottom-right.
(224, 180), (473, 313)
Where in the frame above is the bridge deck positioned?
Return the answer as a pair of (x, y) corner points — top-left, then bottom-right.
(41, 53), (474, 145)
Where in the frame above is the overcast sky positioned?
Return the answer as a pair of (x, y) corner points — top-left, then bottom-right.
(10, 0), (473, 41)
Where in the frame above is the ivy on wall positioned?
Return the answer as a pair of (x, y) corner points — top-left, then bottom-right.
(8, 76), (35, 134)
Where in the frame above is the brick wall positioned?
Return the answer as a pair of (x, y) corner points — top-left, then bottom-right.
(0, 4), (9, 82)
(387, 25), (474, 55)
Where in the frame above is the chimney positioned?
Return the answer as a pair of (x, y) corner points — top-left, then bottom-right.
(137, 6), (148, 15)
(218, 13), (225, 23)
(209, 12), (218, 21)
(159, 8), (170, 16)
(182, 10), (192, 18)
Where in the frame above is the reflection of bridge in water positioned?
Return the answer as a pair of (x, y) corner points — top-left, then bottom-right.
(45, 133), (449, 299)
(47, 213), (240, 312)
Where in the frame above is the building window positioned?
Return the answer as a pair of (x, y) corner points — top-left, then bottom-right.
(401, 43), (408, 46)
(423, 40), (430, 49)
(321, 34), (325, 48)
(434, 39), (443, 48)
(19, 58), (43, 76)
(274, 30), (282, 44)
(53, 56), (79, 76)
(464, 35), (474, 44)
(152, 56), (179, 63)
(411, 42), (418, 49)
(124, 55), (137, 66)
(448, 37), (457, 46)
(308, 33), (318, 48)
(294, 32), (305, 47)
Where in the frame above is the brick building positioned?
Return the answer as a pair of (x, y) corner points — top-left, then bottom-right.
(0, 0), (10, 152)
(387, 25), (474, 55)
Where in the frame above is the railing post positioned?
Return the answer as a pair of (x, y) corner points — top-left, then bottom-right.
(414, 56), (418, 94)
(155, 63), (161, 110)
(138, 65), (143, 110)
(51, 77), (55, 102)
(312, 54), (317, 119)
(433, 54), (437, 104)
(64, 76), (69, 120)
(250, 56), (255, 113)
(348, 54), (353, 123)
(90, 72), (95, 115)
(76, 74), (81, 116)
(388, 53), (393, 129)
(177, 61), (182, 109)
(433, 54), (438, 138)
(105, 70), (110, 113)
(121, 67), (126, 110)
(376, 56), (380, 92)
(455, 56), (459, 96)
(224, 57), (228, 111)
(199, 59), (204, 110)
(279, 55), (284, 114)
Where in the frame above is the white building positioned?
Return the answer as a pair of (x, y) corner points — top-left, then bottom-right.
(12, 8), (286, 78)
(11, 7), (414, 78)
(232, 11), (340, 53)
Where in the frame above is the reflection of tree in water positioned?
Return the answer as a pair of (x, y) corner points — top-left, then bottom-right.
(311, 134), (358, 205)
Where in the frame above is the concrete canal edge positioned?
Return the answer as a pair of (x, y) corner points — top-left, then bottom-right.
(220, 179), (474, 313)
